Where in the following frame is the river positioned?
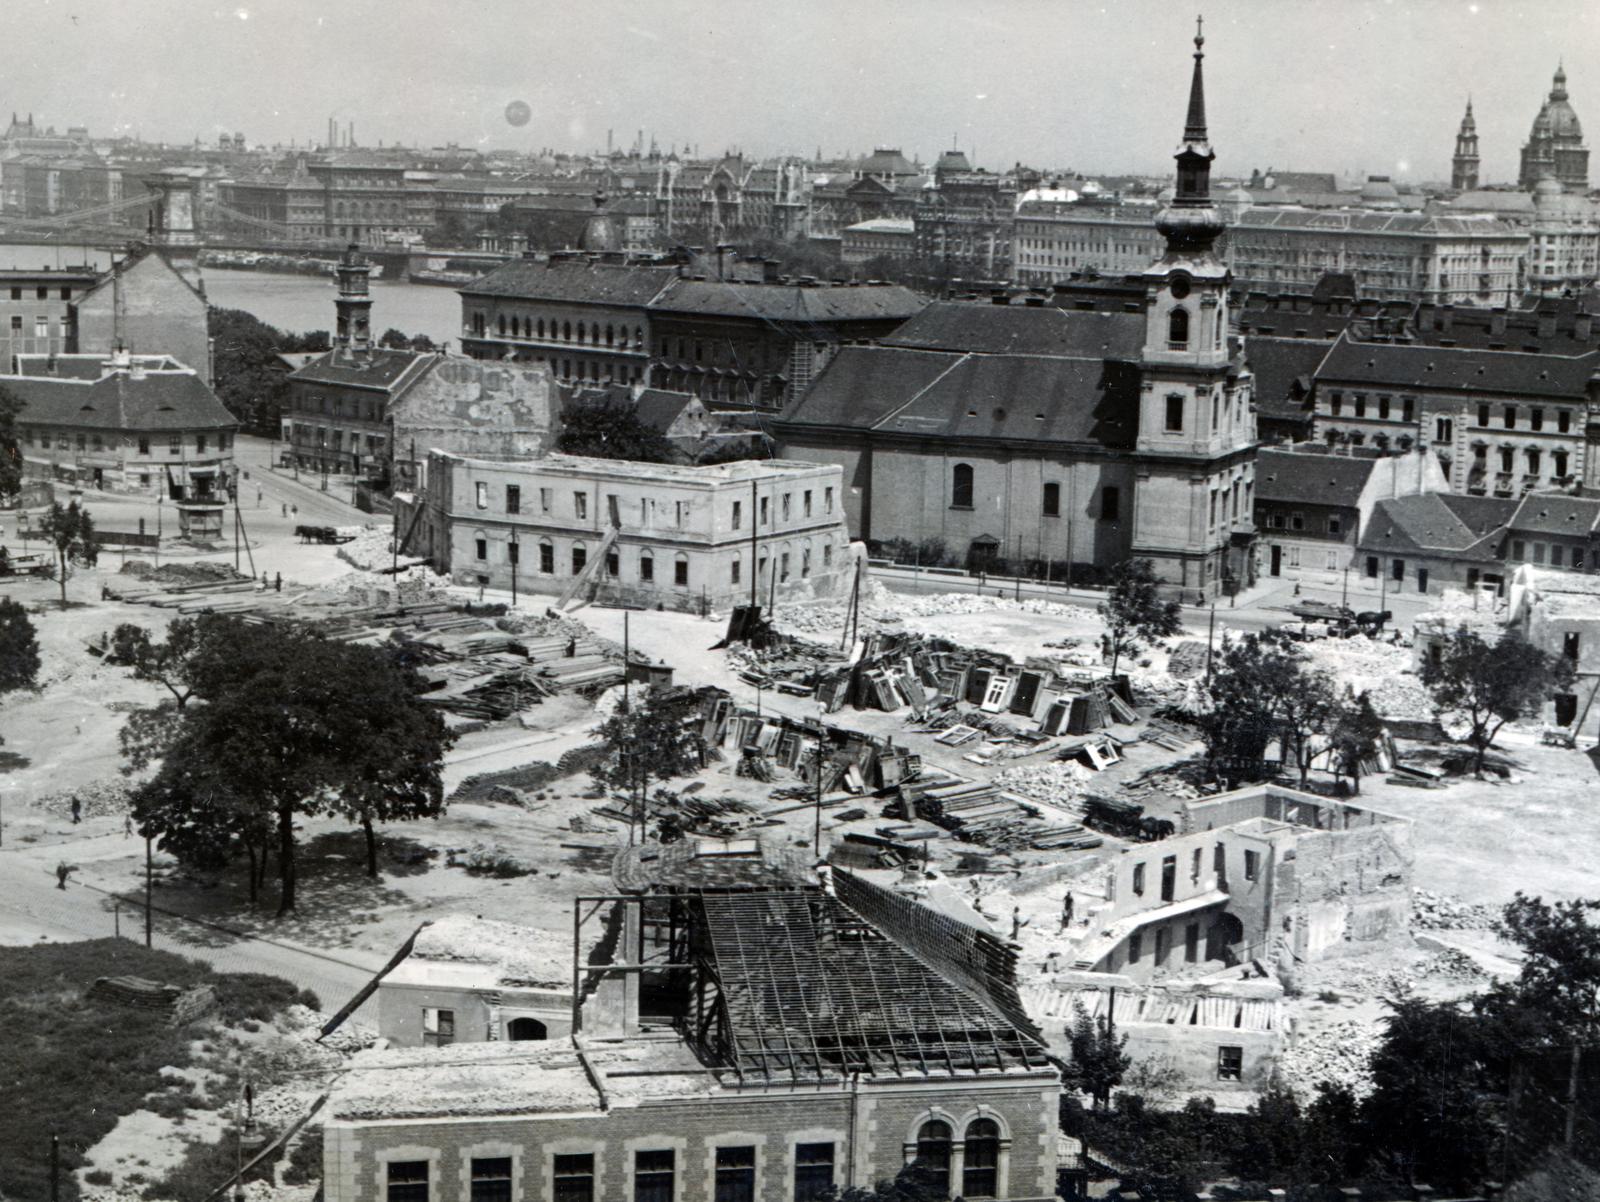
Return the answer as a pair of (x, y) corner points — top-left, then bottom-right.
(0, 242), (464, 349)
(203, 267), (465, 349)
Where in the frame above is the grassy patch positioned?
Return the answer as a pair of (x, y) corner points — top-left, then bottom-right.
(0, 938), (314, 1202)
(142, 1127), (282, 1202)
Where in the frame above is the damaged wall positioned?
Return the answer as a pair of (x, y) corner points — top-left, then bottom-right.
(392, 356), (563, 491)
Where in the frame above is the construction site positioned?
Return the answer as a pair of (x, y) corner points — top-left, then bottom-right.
(2, 481), (1597, 1202)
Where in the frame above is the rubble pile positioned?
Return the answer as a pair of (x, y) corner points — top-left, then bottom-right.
(1165, 640), (1211, 680)
(118, 559), (242, 584)
(37, 779), (131, 820)
(335, 526), (400, 571)
(1276, 1018), (1380, 1101)
(1411, 888), (1499, 931)
(1304, 636), (1433, 720)
(994, 761), (1092, 808)
(1407, 947), (1486, 987)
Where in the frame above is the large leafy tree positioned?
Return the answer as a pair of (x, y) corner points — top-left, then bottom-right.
(133, 618), (455, 913)
(1420, 627), (1574, 775)
(37, 500), (99, 607)
(1329, 688), (1385, 793)
(1099, 558), (1183, 677)
(557, 391), (678, 463)
(0, 598), (39, 695)
(1195, 632), (1299, 779)
(208, 307), (330, 434)
(0, 383), (24, 503)
(110, 614), (225, 710)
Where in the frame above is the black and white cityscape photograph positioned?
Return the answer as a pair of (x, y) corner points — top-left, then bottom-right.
(2, 2), (1599, 1199)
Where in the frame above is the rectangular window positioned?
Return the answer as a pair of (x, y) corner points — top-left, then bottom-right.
(1531, 407), (1544, 432)
(540, 542), (554, 573)
(1165, 394), (1184, 432)
(471, 1158), (514, 1202)
(1128, 931), (1143, 963)
(1327, 515), (1341, 535)
(540, 487), (552, 513)
(1191, 847), (1202, 882)
(387, 1161), (430, 1202)
(475, 481), (488, 510)
(554, 1154), (595, 1202)
(675, 557), (689, 587)
(1185, 922), (1200, 962)
(1559, 409), (1572, 433)
(782, 493), (792, 520)
(780, 552), (791, 582)
(634, 1150), (675, 1202)
(732, 558), (741, 585)
(1478, 403), (1491, 427)
(1378, 395), (1391, 421)
(1218, 1046), (1244, 1081)
(1391, 558), (1405, 582)
(1132, 862), (1146, 895)
(574, 491), (588, 520)
(1042, 481), (1060, 517)
(732, 500), (742, 530)
(1289, 512), (1304, 531)
(715, 1147), (756, 1202)
(794, 1143), (834, 1202)
(138, 436), (150, 455)
(1243, 850), (1260, 882)
(1513, 539), (1526, 561)
(572, 545), (587, 574)
(1354, 394), (1366, 418)
(1402, 396), (1415, 422)
(475, 539), (487, 561)
(194, 434), (207, 454)
(1503, 405), (1516, 429)
(423, 1007), (455, 1045)
(1575, 548), (1586, 570)
(674, 500), (685, 528)
(1102, 485), (1120, 522)
(506, 485), (521, 514)
(759, 496), (769, 525)
(1552, 545), (1565, 568)
(1533, 543), (1546, 565)
(1155, 926), (1169, 965)
(1160, 855), (1176, 902)
(1326, 550), (1338, 571)
(825, 486), (834, 513)
(804, 490), (813, 517)
(1435, 416), (1453, 443)
(640, 553), (654, 582)
(1329, 392), (1342, 417)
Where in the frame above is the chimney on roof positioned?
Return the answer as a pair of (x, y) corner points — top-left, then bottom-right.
(1539, 309), (1557, 339)
(1491, 307), (1507, 335)
(762, 258), (780, 284)
(130, 357), (146, 381)
(1578, 312), (1593, 341)
(108, 345), (131, 375)
(1440, 304), (1454, 333)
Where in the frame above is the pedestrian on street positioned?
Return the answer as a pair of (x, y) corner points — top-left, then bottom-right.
(55, 862), (73, 889)
(282, 503), (288, 518)
(124, 814), (133, 838)
(256, 487), (263, 508)
(291, 504), (298, 519)
(70, 796), (81, 824)
(275, 572), (282, 593)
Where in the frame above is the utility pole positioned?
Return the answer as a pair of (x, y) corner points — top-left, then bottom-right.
(51, 1133), (59, 1202)
(749, 478), (758, 611)
(1205, 602), (1217, 683)
(145, 834), (153, 948)
(1341, 566), (1349, 610)
(813, 725), (825, 858)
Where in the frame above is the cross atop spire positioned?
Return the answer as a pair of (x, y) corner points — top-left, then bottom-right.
(1184, 14), (1209, 145)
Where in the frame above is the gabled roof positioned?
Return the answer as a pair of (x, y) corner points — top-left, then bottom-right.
(1245, 336), (1333, 419)
(289, 348), (438, 394)
(650, 278), (924, 324)
(777, 344), (1140, 449)
(1, 368), (237, 432)
(1359, 492), (1515, 560)
(1255, 447), (1377, 508)
(1317, 331), (1600, 399)
(882, 300), (1143, 358)
(1505, 491), (1600, 537)
(459, 259), (677, 306)
(73, 246), (207, 309)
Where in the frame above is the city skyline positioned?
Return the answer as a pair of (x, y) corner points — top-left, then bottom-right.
(7, 0), (1597, 184)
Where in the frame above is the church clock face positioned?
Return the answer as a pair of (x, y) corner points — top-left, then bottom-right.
(1169, 272), (1192, 300)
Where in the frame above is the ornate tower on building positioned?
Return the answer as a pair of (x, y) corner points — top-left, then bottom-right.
(1452, 99), (1480, 192)
(1520, 65), (1589, 192)
(1129, 18), (1258, 602)
(333, 243), (372, 358)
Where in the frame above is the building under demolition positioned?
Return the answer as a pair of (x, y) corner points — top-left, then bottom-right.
(322, 841), (1063, 1202)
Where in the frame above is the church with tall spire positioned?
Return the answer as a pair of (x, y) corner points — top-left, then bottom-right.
(1519, 64), (1589, 192)
(773, 21), (1257, 603)
(1129, 15), (1258, 598)
(1452, 99), (1480, 192)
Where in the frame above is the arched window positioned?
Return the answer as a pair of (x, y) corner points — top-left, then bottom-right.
(507, 1017), (547, 1041)
(913, 1122), (951, 1195)
(1168, 306), (1190, 348)
(639, 548), (655, 582)
(497, 314), (507, 336)
(962, 1120), (1000, 1199)
(571, 542), (587, 575)
(575, 322), (586, 344)
(605, 324), (614, 347)
(537, 318), (546, 339)
(950, 463), (974, 509)
(563, 321), (572, 342)
(674, 551), (689, 587)
(538, 538), (554, 574)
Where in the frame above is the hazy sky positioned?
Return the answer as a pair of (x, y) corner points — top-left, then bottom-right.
(10, 0), (1599, 184)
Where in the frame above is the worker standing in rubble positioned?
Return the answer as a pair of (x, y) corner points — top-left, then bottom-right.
(1060, 891), (1074, 930)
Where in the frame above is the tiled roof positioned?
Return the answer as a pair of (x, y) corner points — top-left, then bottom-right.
(1358, 492), (1515, 560)
(1505, 491), (1600, 537)
(777, 344), (1139, 448)
(1317, 332), (1599, 399)
(1255, 448), (1376, 508)
(0, 369), (237, 432)
(1236, 209), (1518, 237)
(289, 348), (438, 393)
(650, 278), (925, 324)
(459, 260), (677, 306)
(1245, 336), (1332, 419)
(882, 301), (1144, 359)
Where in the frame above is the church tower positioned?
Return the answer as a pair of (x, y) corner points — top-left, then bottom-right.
(1452, 100), (1480, 192)
(1129, 18), (1257, 602)
(333, 243), (373, 359)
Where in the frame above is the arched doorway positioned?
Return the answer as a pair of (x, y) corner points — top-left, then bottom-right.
(507, 1017), (547, 1041)
(1205, 913), (1245, 966)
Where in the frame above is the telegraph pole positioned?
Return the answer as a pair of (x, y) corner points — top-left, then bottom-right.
(145, 834), (153, 948)
(813, 726), (825, 857)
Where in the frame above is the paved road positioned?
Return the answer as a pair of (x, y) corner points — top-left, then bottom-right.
(233, 433), (371, 528)
(872, 564), (1435, 636)
(0, 850), (382, 1024)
